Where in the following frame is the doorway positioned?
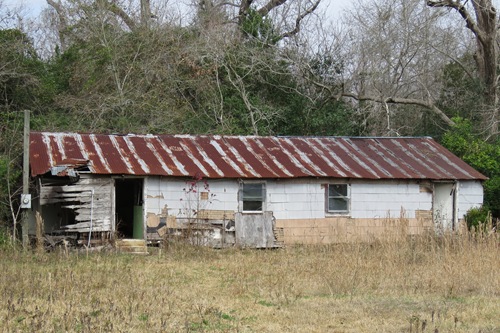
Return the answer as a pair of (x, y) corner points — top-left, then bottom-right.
(433, 182), (457, 231)
(115, 178), (144, 239)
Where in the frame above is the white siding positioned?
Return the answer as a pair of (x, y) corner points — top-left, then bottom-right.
(457, 181), (484, 218)
(144, 177), (480, 221)
(267, 180), (325, 220)
(145, 178), (238, 218)
(350, 181), (432, 219)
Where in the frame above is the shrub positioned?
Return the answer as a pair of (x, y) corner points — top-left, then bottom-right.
(464, 206), (491, 232)
(441, 118), (500, 220)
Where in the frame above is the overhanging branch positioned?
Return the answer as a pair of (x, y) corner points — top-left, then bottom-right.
(279, 0), (321, 39)
(426, 0), (487, 45)
(342, 92), (456, 127)
(104, 1), (136, 31)
(46, 0), (69, 50)
(257, 0), (287, 17)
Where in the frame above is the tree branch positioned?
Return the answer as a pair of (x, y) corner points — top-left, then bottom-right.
(238, 0), (254, 25)
(429, 44), (475, 81)
(279, 0), (320, 39)
(46, 0), (69, 50)
(426, 0), (487, 45)
(100, 0), (136, 31)
(342, 92), (456, 127)
(257, 0), (287, 17)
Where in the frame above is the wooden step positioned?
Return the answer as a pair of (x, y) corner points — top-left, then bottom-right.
(116, 239), (148, 255)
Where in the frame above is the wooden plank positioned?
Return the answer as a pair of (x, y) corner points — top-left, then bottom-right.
(60, 227), (110, 233)
(40, 190), (110, 198)
(41, 182), (110, 191)
(75, 212), (112, 221)
(63, 203), (111, 210)
(146, 213), (160, 228)
(73, 205), (112, 212)
(40, 190), (111, 205)
(63, 221), (111, 229)
(41, 185), (112, 206)
(166, 216), (177, 228)
(157, 225), (167, 237)
(197, 210), (235, 220)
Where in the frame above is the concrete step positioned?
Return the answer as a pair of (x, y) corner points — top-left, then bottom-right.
(116, 239), (148, 255)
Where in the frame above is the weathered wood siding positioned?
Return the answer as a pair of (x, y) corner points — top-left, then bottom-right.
(39, 174), (113, 233)
(235, 212), (275, 248)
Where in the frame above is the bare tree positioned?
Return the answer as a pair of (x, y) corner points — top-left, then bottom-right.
(193, 0), (321, 42)
(300, 0), (470, 135)
(427, 0), (498, 138)
(30, 0), (332, 138)
(0, 6), (36, 242)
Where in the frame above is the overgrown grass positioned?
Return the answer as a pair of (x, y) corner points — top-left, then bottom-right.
(1, 233), (499, 332)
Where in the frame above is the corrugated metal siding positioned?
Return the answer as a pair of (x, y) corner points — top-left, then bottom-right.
(30, 132), (487, 180)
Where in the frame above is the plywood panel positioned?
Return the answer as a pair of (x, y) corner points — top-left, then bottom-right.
(197, 210), (235, 220)
(277, 216), (431, 244)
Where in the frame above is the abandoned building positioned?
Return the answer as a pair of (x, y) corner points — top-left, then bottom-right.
(27, 132), (486, 248)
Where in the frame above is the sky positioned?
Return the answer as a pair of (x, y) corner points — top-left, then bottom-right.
(6, 0), (354, 20)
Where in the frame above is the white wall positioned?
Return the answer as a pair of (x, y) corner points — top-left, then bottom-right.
(350, 182), (432, 219)
(145, 177), (238, 218)
(457, 181), (484, 219)
(267, 180), (325, 220)
(143, 177), (477, 221)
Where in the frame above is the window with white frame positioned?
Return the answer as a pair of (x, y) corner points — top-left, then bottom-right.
(327, 184), (350, 214)
(240, 182), (265, 212)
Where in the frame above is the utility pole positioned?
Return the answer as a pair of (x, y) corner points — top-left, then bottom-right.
(21, 109), (30, 249)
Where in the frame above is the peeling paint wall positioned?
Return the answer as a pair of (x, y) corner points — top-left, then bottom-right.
(33, 173), (483, 245)
(144, 178), (238, 246)
(143, 177), (483, 246)
(145, 178), (239, 217)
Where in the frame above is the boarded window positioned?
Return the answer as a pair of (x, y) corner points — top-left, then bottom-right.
(327, 184), (350, 214)
(241, 183), (265, 212)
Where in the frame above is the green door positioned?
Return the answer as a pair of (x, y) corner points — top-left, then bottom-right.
(133, 205), (144, 239)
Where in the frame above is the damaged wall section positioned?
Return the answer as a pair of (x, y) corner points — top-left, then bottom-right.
(145, 178), (239, 247)
(38, 174), (114, 234)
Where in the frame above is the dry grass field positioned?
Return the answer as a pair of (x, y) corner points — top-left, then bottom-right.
(1, 233), (499, 333)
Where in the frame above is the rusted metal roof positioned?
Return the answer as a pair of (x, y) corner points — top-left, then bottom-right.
(30, 132), (487, 180)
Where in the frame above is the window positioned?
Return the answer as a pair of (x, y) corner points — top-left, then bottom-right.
(327, 184), (350, 214)
(240, 182), (265, 212)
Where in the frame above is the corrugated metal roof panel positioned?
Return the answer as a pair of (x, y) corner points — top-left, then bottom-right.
(29, 132), (487, 180)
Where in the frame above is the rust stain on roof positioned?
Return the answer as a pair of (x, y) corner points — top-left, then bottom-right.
(30, 132), (487, 181)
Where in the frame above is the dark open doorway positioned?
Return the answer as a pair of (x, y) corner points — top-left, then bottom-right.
(115, 178), (144, 239)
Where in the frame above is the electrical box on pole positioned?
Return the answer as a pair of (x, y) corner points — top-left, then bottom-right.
(21, 110), (30, 248)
